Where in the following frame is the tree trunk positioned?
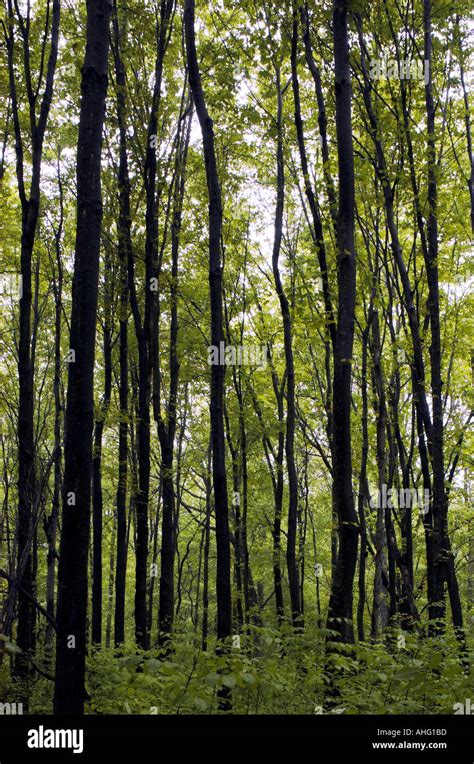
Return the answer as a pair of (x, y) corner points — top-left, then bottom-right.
(369, 300), (391, 638)
(156, 102), (190, 647)
(327, 0), (359, 644)
(249, 362), (286, 624)
(271, 66), (301, 626)
(6, 0), (60, 683)
(423, 0), (464, 634)
(357, 323), (370, 642)
(54, 0), (110, 714)
(92, 255), (112, 645)
(44, 203), (63, 662)
(105, 513), (116, 649)
(184, 0), (232, 707)
(201, 452), (212, 653)
(291, 11), (335, 351)
(111, 0), (130, 648)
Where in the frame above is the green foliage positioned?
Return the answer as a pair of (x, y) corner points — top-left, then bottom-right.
(23, 627), (473, 715)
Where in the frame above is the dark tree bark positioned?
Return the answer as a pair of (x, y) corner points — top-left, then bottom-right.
(299, 1), (337, 233)
(44, 171), (64, 662)
(223, 274), (257, 633)
(105, 514), (116, 649)
(327, 0), (359, 644)
(5, 0), (60, 682)
(249, 350), (286, 624)
(291, 11), (336, 352)
(423, 0), (464, 636)
(201, 445), (212, 652)
(383, 275), (419, 629)
(271, 66), (301, 626)
(184, 0), (232, 704)
(147, 480), (161, 633)
(355, 17), (457, 631)
(238, 391), (256, 627)
(54, 0), (110, 714)
(271, 386), (286, 625)
(224, 399), (245, 631)
(111, 0), (130, 647)
(156, 101), (191, 647)
(423, 0), (447, 627)
(125, 0), (173, 651)
(356, 319), (370, 643)
(92, 250), (112, 645)
(366, 218), (421, 629)
(355, 21), (432, 443)
(370, 309), (390, 639)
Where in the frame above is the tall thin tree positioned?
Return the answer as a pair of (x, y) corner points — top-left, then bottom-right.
(4, 0), (60, 680)
(184, 0), (233, 693)
(54, 0), (111, 714)
(327, 0), (359, 644)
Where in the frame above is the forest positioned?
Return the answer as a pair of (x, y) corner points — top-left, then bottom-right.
(0, 0), (472, 717)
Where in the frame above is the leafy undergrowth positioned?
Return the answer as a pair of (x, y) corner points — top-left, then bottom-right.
(27, 625), (473, 714)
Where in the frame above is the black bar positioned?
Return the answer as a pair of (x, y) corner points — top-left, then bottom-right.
(0, 714), (472, 759)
